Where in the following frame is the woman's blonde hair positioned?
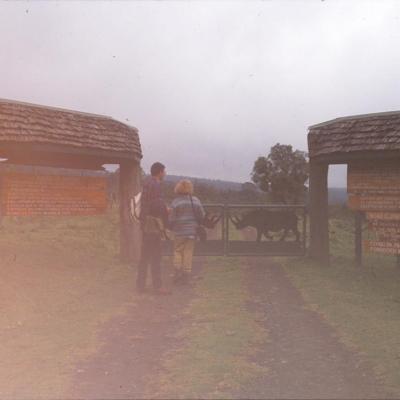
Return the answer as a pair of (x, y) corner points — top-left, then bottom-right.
(174, 179), (194, 195)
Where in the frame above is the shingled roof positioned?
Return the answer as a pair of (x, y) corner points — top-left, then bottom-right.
(0, 99), (142, 160)
(308, 111), (400, 159)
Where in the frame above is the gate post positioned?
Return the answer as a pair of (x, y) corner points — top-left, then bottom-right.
(355, 211), (363, 268)
(119, 160), (141, 263)
(309, 160), (330, 265)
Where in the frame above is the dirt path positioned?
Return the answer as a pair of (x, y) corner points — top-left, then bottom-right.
(70, 258), (204, 399)
(70, 255), (390, 399)
(242, 258), (390, 399)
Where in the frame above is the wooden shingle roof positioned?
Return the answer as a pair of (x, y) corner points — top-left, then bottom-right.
(0, 99), (142, 160)
(308, 111), (400, 159)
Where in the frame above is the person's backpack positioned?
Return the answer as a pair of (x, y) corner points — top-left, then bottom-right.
(130, 192), (142, 223)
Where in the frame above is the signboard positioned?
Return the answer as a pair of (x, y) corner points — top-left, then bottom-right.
(348, 164), (400, 194)
(0, 171), (108, 216)
(348, 195), (400, 212)
(348, 163), (400, 255)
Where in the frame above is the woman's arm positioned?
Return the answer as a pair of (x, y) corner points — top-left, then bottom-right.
(194, 197), (206, 222)
(169, 200), (177, 228)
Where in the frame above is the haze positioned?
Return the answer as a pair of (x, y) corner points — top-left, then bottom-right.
(1, 0), (400, 186)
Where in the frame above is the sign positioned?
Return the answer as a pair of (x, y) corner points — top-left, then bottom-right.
(348, 163), (400, 255)
(348, 195), (400, 212)
(348, 164), (400, 194)
(364, 240), (400, 255)
(0, 171), (108, 216)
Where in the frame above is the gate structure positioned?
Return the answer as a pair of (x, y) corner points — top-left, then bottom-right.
(163, 204), (307, 257)
(0, 99), (142, 263)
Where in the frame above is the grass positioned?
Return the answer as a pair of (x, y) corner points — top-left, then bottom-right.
(4, 207), (400, 397)
(282, 209), (400, 395)
(0, 212), (136, 398)
(146, 257), (269, 399)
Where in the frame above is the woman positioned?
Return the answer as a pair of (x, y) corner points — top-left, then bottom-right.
(169, 179), (205, 284)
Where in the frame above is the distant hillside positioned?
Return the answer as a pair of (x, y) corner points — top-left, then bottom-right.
(165, 175), (243, 191)
(168, 175), (348, 204)
(112, 170), (347, 205)
(328, 187), (347, 205)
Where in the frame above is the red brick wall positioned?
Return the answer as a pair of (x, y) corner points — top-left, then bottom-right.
(0, 172), (108, 216)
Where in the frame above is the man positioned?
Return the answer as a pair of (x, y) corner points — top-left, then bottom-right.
(136, 162), (170, 295)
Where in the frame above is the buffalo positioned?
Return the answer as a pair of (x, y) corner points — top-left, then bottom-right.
(229, 209), (300, 242)
(203, 213), (222, 229)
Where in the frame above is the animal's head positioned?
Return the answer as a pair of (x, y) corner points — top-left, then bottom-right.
(229, 214), (247, 229)
(203, 213), (222, 229)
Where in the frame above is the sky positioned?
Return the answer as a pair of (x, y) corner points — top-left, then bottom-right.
(1, 1), (400, 186)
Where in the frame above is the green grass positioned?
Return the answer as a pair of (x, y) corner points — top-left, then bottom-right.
(0, 212), (136, 398)
(282, 211), (400, 395)
(147, 257), (269, 399)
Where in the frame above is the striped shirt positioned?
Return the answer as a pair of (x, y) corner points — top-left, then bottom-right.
(169, 195), (205, 237)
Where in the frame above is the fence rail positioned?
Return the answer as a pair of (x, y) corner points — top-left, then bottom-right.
(162, 203), (307, 257)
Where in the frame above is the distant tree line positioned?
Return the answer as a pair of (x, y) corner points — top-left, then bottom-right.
(251, 143), (309, 204)
(107, 170), (268, 205)
(108, 143), (310, 206)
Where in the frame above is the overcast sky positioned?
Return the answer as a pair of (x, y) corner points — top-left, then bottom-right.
(1, 0), (400, 186)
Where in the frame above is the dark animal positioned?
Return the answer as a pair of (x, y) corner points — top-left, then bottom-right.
(230, 209), (300, 242)
(203, 214), (221, 229)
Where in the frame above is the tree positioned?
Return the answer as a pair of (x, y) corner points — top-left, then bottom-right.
(251, 143), (308, 204)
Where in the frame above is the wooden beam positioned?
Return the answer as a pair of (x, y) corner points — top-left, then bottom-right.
(4, 153), (105, 170)
(355, 211), (363, 268)
(119, 160), (141, 263)
(311, 150), (400, 165)
(309, 160), (330, 264)
(0, 141), (140, 165)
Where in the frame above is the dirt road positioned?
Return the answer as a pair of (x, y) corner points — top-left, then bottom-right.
(70, 256), (390, 399)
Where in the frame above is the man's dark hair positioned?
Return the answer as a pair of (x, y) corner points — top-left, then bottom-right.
(151, 162), (165, 176)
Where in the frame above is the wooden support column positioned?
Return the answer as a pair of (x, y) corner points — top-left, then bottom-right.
(309, 159), (330, 265)
(119, 160), (141, 263)
(354, 211), (363, 268)
(0, 173), (3, 228)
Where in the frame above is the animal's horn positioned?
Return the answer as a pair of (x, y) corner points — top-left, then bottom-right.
(209, 215), (221, 228)
(229, 215), (240, 227)
(212, 215), (222, 224)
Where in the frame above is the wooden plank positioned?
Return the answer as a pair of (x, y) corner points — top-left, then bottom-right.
(1, 171), (107, 216)
(310, 150), (400, 165)
(0, 141), (140, 165)
(347, 162), (400, 256)
(348, 194), (400, 211)
(364, 240), (400, 255)
(364, 217), (400, 255)
(366, 211), (400, 221)
(348, 164), (400, 195)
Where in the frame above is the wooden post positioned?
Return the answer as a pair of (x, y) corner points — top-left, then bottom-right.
(0, 173), (3, 228)
(309, 160), (330, 265)
(355, 211), (363, 268)
(119, 160), (141, 263)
